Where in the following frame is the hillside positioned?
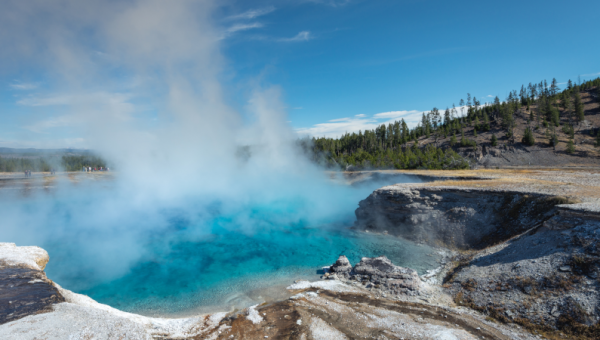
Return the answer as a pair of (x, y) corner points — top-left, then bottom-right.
(433, 87), (600, 168)
(307, 78), (600, 169)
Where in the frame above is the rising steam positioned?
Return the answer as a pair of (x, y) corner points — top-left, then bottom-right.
(0, 1), (420, 307)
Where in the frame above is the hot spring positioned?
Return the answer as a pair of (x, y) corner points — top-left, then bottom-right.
(1, 172), (441, 317)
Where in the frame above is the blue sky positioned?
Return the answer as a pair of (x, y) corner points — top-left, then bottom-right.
(1, 0), (599, 148)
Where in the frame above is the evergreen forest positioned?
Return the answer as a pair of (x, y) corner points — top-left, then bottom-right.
(304, 77), (600, 170)
(0, 155), (108, 172)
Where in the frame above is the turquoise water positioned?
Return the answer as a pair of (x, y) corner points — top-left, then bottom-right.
(1, 173), (441, 316)
(77, 226), (440, 316)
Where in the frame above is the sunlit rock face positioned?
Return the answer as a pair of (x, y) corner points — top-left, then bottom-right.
(354, 185), (559, 249)
(354, 256), (422, 292)
(0, 243), (49, 271)
(324, 255), (425, 297)
(329, 255), (352, 273)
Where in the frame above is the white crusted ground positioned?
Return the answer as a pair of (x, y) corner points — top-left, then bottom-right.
(287, 280), (363, 293)
(309, 317), (348, 340)
(0, 243), (227, 340)
(245, 304), (263, 324)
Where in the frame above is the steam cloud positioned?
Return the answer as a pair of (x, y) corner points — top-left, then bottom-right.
(0, 0), (419, 299)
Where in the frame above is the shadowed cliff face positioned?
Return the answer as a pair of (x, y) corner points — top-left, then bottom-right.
(354, 185), (570, 249)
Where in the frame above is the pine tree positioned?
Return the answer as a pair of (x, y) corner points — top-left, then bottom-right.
(567, 139), (575, 154)
(550, 78), (559, 96)
(482, 111), (490, 131)
(521, 127), (535, 146)
(549, 106), (560, 127)
(574, 90), (585, 121)
(491, 134), (497, 146)
(450, 134), (457, 146)
(473, 127), (477, 137)
(550, 134), (559, 149)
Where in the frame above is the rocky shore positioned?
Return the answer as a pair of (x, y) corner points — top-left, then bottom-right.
(352, 169), (600, 339)
(0, 243), (534, 339)
(2, 168), (600, 339)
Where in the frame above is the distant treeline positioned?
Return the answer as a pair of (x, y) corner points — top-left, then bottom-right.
(303, 76), (600, 170)
(61, 155), (107, 171)
(0, 155), (108, 172)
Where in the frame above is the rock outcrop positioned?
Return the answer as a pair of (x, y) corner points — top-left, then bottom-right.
(445, 211), (600, 334)
(329, 255), (352, 273)
(0, 243), (228, 339)
(0, 243), (50, 270)
(356, 183), (600, 337)
(324, 255), (424, 297)
(0, 243), (64, 325)
(355, 185), (564, 249)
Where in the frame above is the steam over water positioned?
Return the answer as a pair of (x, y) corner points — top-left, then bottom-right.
(1, 173), (441, 316)
(0, 1), (443, 317)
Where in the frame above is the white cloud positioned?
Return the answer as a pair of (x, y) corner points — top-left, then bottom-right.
(295, 105), (476, 139)
(0, 137), (87, 149)
(10, 82), (39, 90)
(18, 95), (71, 106)
(296, 110), (426, 138)
(306, 0), (352, 7)
(581, 71), (600, 77)
(227, 6), (275, 20)
(372, 110), (420, 119)
(278, 31), (311, 42)
(19, 92), (136, 133)
(486, 95), (493, 98)
(24, 115), (74, 133)
(225, 22), (263, 34)
(296, 116), (378, 138)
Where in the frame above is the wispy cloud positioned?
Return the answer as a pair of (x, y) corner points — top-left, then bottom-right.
(18, 92), (135, 134)
(581, 71), (600, 78)
(10, 82), (39, 90)
(225, 22), (264, 34)
(295, 105), (473, 138)
(296, 110), (424, 138)
(25, 115), (74, 133)
(296, 116), (378, 138)
(227, 6), (276, 20)
(0, 137), (87, 149)
(373, 110), (420, 119)
(306, 0), (353, 7)
(17, 95), (70, 106)
(278, 31), (311, 42)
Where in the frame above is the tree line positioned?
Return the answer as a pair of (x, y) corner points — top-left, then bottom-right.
(303, 76), (600, 170)
(0, 155), (108, 172)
